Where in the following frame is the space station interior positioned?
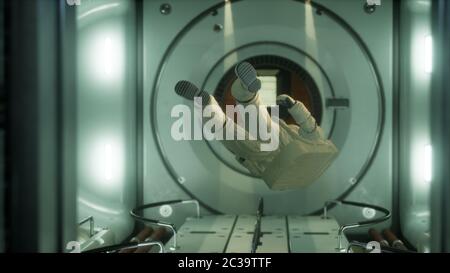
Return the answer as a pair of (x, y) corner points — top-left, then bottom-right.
(1, 0), (450, 254)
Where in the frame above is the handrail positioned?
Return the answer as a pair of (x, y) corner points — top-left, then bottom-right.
(82, 240), (165, 253)
(322, 200), (391, 251)
(130, 199), (201, 251)
(78, 216), (95, 237)
(346, 240), (415, 253)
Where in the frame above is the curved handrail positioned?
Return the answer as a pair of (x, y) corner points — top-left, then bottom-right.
(322, 200), (391, 251)
(82, 240), (165, 253)
(130, 199), (201, 251)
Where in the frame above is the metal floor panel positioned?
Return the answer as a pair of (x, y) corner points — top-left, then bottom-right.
(226, 232), (253, 253)
(173, 233), (231, 253)
(169, 215), (347, 253)
(167, 215), (237, 253)
(258, 216), (289, 253)
(178, 215), (236, 233)
(257, 234), (289, 253)
(288, 216), (347, 253)
(225, 215), (289, 253)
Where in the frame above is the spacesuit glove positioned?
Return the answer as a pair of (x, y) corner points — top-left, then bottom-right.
(276, 94), (296, 109)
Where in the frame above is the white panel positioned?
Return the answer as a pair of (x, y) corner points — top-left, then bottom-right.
(226, 233), (254, 253)
(288, 216), (347, 253)
(173, 233), (230, 253)
(168, 215), (236, 253)
(226, 215), (256, 253)
(258, 216), (289, 253)
(180, 215), (236, 233)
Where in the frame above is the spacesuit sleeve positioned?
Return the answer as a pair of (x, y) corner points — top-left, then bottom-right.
(288, 101), (325, 141)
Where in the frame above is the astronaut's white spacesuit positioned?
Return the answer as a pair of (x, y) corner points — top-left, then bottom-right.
(175, 62), (338, 191)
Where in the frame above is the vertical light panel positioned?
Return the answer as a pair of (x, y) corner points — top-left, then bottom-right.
(399, 0), (433, 250)
(424, 35), (433, 73)
(87, 30), (125, 85)
(103, 143), (113, 182)
(412, 143), (433, 187)
(103, 37), (113, 76)
(414, 34), (433, 75)
(77, 0), (137, 242)
(86, 136), (124, 190)
(422, 144), (432, 184)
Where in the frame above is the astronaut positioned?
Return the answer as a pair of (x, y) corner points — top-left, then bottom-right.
(174, 62), (338, 190)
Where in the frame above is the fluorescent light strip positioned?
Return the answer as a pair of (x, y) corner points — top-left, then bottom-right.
(78, 3), (121, 20)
